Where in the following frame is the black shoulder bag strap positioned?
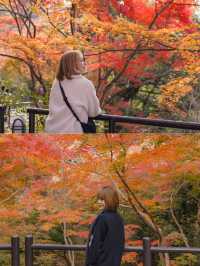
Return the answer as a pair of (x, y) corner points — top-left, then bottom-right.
(59, 80), (81, 123)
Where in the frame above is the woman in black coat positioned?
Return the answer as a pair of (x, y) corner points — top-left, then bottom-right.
(85, 186), (125, 266)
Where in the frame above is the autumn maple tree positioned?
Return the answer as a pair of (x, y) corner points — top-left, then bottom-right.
(0, 0), (200, 120)
(0, 134), (200, 265)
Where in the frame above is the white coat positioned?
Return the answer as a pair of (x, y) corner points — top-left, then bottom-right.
(45, 75), (101, 133)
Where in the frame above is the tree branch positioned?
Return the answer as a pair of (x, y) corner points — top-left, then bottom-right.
(170, 181), (190, 247)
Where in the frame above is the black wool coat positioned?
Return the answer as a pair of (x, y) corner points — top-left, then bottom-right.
(85, 209), (125, 266)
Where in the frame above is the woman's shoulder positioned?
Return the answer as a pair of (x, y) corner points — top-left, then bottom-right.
(49, 79), (59, 95)
(79, 75), (95, 88)
(95, 211), (124, 228)
(52, 79), (59, 88)
(59, 75), (94, 87)
(101, 210), (124, 222)
(95, 211), (108, 224)
(98, 210), (112, 221)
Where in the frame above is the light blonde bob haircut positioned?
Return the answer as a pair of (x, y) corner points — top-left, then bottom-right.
(56, 50), (83, 80)
(97, 186), (119, 211)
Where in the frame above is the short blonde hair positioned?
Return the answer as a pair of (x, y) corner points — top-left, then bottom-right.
(97, 186), (119, 211)
(56, 50), (83, 80)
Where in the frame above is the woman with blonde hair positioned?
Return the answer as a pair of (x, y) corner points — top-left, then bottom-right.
(45, 50), (101, 133)
(85, 186), (125, 266)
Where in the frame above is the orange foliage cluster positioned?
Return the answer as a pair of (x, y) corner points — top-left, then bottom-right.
(0, 134), (200, 264)
(0, 0), (199, 115)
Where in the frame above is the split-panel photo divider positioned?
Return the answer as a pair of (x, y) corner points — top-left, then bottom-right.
(0, 133), (200, 266)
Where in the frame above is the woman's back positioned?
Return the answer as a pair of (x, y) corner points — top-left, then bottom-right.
(45, 74), (101, 133)
(99, 210), (125, 266)
(86, 209), (125, 266)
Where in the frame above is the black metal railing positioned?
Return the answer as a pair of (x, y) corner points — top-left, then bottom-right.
(0, 236), (20, 266)
(1, 106), (200, 133)
(27, 108), (200, 133)
(24, 235), (200, 266)
(1, 236), (200, 265)
(0, 105), (6, 133)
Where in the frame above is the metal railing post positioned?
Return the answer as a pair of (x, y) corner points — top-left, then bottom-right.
(143, 237), (152, 266)
(0, 106), (6, 133)
(25, 235), (33, 266)
(11, 236), (20, 266)
(29, 111), (36, 133)
(108, 120), (115, 133)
